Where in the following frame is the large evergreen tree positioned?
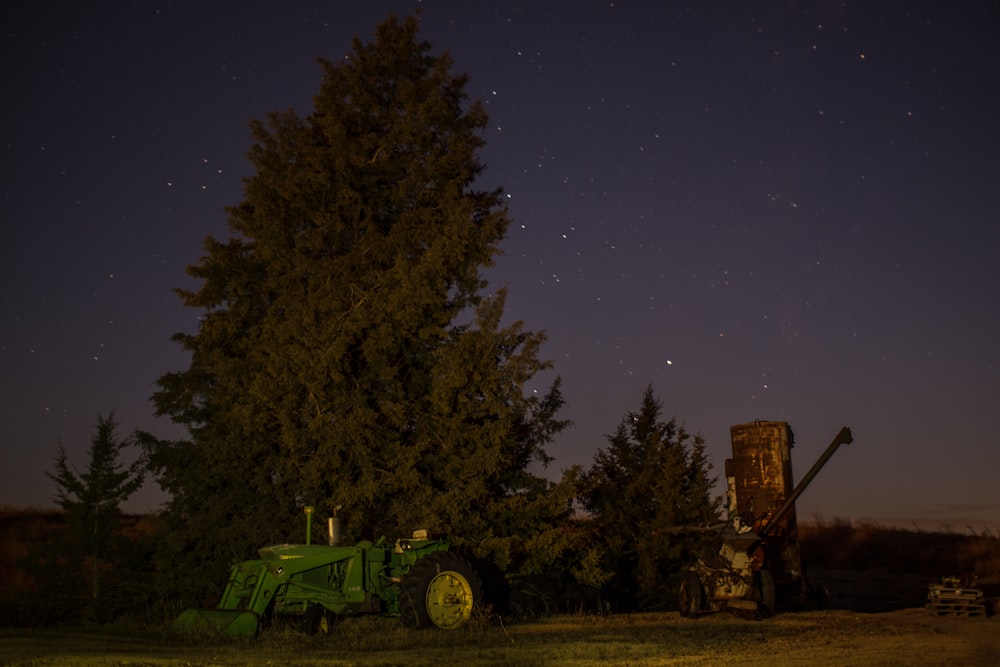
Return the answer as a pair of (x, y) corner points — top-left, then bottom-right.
(579, 386), (719, 610)
(146, 14), (570, 602)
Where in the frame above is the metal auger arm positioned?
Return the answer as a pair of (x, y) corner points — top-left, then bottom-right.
(757, 426), (854, 539)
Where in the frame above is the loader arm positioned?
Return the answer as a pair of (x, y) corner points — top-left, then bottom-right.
(172, 559), (286, 638)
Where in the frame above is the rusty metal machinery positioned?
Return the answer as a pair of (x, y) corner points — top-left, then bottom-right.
(678, 424), (854, 618)
(726, 421), (802, 603)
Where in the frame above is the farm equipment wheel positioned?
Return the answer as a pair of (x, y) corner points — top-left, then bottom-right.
(755, 570), (776, 617)
(300, 604), (331, 635)
(678, 571), (705, 618)
(400, 551), (483, 630)
(814, 582), (831, 610)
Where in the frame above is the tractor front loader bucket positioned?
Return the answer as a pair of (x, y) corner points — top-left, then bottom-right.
(171, 608), (261, 638)
(172, 558), (279, 638)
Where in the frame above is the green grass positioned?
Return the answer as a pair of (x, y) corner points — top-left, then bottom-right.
(0, 611), (923, 667)
(0, 614), (710, 666)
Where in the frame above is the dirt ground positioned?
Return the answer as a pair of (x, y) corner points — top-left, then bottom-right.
(730, 607), (999, 666)
(0, 605), (995, 666)
(722, 567), (997, 666)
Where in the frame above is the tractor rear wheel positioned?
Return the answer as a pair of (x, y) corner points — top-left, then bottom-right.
(812, 581), (831, 610)
(755, 570), (776, 617)
(400, 551), (483, 629)
(678, 571), (705, 618)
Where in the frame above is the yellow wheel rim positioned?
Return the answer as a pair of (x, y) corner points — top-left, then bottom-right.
(425, 570), (474, 629)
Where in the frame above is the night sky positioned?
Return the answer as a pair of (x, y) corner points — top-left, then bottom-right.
(4, 1), (999, 530)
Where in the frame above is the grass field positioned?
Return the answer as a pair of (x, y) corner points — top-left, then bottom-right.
(2, 608), (997, 667)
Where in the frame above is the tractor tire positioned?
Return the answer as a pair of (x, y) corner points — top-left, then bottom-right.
(300, 603), (331, 635)
(678, 571), (705, 618)
(399, 551), (483, 630)
(755, 570), (776, 617)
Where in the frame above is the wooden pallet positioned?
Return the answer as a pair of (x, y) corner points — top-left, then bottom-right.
(924, 600), (987, 617)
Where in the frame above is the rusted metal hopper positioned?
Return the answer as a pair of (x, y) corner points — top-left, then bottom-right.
(678, 424), (853, 617)
(726, 421), (803, 602)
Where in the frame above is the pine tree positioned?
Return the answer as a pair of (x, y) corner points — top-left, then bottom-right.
(45, 412), (145, 617)
(579, 386), (720, 610)
(146, 14), (569, 601)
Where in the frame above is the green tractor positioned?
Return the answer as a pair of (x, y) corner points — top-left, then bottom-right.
(172, 508), (484, 637)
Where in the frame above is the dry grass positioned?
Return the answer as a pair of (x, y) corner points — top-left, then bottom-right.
(0, 508), (64, 594)
(1, 609), (997, 666)
(799, 518), (1000, 585)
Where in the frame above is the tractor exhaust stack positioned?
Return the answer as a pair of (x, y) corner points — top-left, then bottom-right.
(329, 505), (342, 546)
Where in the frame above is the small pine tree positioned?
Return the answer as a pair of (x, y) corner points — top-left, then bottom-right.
(45, 412), (145, 619)
(579, 386), (720, 610)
